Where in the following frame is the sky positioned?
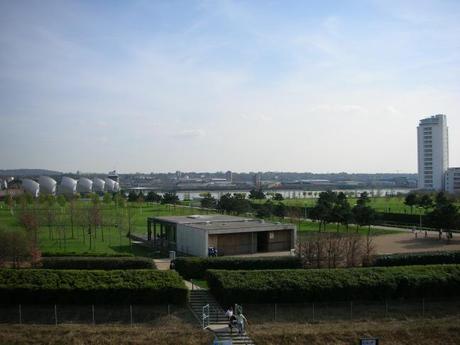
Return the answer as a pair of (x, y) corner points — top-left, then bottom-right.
(1, 0), (459, 174)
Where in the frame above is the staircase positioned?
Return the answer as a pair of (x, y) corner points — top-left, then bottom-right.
(188, 289), (255, 345)
(189, 290), (227, 325)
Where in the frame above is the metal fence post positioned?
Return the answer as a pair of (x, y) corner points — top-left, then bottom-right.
(168, 304), (171, 318)
(92, 305), (95, 325)
(385, 300), (388, 318)
(54, 304), (58, 326)
(312, 303), (315, 322)
(422, 298), (425, 317)
(350, 301), (353, 319)
(273, 303), (277, 321)
(18, 304), (22, 325)
(130, 305), (133, 327)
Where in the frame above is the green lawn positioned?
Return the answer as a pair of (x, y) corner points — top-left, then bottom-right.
(0, 202), (215, 257)
(0, 200), (400, 257)
(253, 196), (433, 215)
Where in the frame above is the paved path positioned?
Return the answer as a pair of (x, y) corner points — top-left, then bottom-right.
(153, 258), (171, 270)
(374, 231), (460, 254)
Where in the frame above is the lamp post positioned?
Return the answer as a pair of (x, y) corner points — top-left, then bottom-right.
(418, 207), (422, 230)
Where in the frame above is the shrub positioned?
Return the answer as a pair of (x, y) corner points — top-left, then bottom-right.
(0, 269), (187, 305)
(174, 256), (302, 280)
(42, 252), (134, 257)
(40, 256), (155, 270)
(372, 251), (460, 267)
(206, 265), (460, 305)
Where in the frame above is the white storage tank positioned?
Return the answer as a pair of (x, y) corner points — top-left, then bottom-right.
(93, 177), (105, 193)
(77, 177), (93, 194)
(39, 176), (57, 195)
(60, 176), (77, 195)
(113, 182), (120, 192)
(22, 179), (40, 197)
(105, 178), (116, 192)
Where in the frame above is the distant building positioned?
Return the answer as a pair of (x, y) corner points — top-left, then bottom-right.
(107, 170), (119, 182)
(417, 114), (449, 191)
(253, 172), (262, 189)
(146, 215), (296, 257)
(225, 170), (233, 182)
(445, 168), (460, 194)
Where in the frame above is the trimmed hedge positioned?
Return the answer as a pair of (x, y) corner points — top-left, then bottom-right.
(207, 265), (460, 305)
(40, 256), (156, 270)
(372, 251), (460, 267)
(42, 252), (134, 257)
(174, 256), (303, 280)
(0, 269), (187, 305)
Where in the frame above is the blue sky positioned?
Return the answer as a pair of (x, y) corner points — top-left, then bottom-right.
(1, 0), (459, 173)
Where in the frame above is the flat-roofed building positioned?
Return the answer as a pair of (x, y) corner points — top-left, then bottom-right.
(417, 114), (449, 191)
(145, 215), (296, 257)
(445, 167), (460, 194)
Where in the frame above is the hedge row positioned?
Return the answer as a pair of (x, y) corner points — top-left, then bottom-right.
(42, 252), (134, 257)
(372, 251), (460, 267)
(207, 265), (460, 305)
(40, 257), (156, 270)
(174, 256), (302, 280)
(0, 269), (187, 305)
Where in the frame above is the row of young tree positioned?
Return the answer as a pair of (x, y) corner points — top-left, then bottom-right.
(201, 189), (460, 232)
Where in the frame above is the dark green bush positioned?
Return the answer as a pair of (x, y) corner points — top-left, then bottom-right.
(372, 251), (460, 267)
(41, 256), (155, 270)
(0, 269), (187, 305)
(207, 265), (460, 305)
(174, 256), (302, 280)
(42, 252), (134, 257)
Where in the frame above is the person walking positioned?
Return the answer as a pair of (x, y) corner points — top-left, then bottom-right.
(235, 311), (248, 335)
(225, 307), (236, 333)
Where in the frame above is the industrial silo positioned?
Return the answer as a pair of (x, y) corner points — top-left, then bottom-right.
(77, 177), (93, 194)
(105, 178), (116, 192)
(93, 177), (105, 193)
(22, 179), (40, 198)
(60, 176), (77, 196)
(39, 176), (57, 195)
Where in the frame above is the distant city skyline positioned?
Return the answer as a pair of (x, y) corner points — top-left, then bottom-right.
(1, 1), (459, 173)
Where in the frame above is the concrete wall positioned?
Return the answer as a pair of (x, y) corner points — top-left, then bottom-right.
(267, 229), (292, 251)
(176, 224), (208, 257)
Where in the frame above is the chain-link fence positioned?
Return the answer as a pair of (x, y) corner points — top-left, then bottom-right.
(241, 298), (460, 324)
(0, 304), (191, 325)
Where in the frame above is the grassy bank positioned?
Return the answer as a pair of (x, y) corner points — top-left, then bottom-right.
(250, 317), (460, 345)
(0, 317), (212, 345)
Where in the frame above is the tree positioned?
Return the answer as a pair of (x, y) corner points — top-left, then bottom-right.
(352, 204), (376, 230)
(128, 191), (138, 202)
(5, 193), (14, 215)
(217, 193), (251, 215)
(404, 192), (418, 214)
(417, 194), (433, 210)
(428, 192), (459, 240)
(161, 192), (179, 205)
(333, 192), (352, 231)
(19, 210), (40, 245)
(356, 192), (370, 206)
(272, 193), (284, 201)
(256, 200), (273, 218)
(310, 191), (337, 232)
(0, 228), (40, 268)
(248, 188), (266, 200)
(273, 203), (286, 219)
(201, 193), (217, 209)
(103, 192), (112, 205)
(145, 191), (162, 203)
